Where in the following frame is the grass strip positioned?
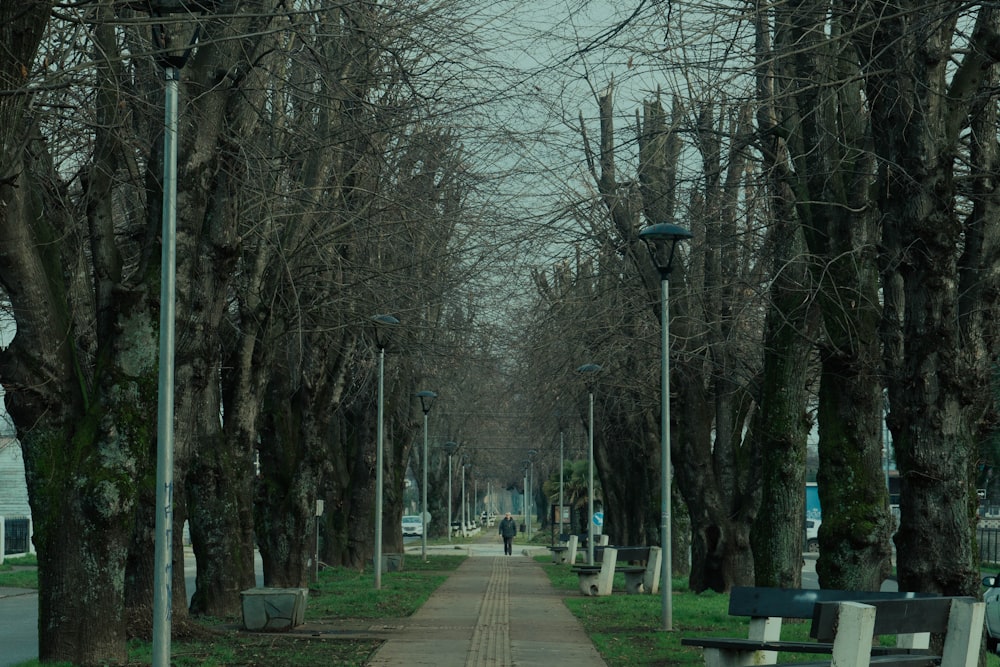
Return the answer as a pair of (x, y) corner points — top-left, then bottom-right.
(8, 553), (465, 667)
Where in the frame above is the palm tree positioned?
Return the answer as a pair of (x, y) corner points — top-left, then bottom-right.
(542, 459), (600, 533)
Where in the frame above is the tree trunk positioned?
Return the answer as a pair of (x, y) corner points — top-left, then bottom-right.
(674, 389), (756, 592)
(748, 241), (815, 588)
(755, 0), (895, 590)
(859, 1), (1000, 596)
(323, 402), (376, 568)
(257, 366), (324, 587)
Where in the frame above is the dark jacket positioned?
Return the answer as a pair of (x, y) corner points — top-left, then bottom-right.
(498, 517), (517, 538)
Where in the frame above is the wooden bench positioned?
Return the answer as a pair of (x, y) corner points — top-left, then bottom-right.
(681, 586), (983, 667)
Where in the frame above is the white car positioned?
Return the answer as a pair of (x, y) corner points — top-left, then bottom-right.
(805, 519), (821, 553)
(402, 515), (423, 537)
(984, 575), (1000, 653)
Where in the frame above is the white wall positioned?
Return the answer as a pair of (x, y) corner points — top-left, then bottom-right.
(0, 437), (30, 517)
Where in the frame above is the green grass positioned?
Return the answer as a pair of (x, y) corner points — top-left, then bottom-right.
(307, 555), (464, 619)
(9, 554), (466, 667)
(0, 554), (38, 589)
(540, 558), (1000, 666)
(8, 551), (1000, 665)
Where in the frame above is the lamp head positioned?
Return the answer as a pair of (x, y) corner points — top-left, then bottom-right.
(134, 0), (219, 69)
(639, 222), (693, 276)
(443, 441), (458, 456)
(142, 0), (221, 11)
(371, 314), (400, 350)
(416, 390), (437, 414)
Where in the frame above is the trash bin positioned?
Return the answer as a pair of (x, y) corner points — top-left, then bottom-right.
(379, 552), (403, 573)
(241, 588), (308, 631)
(519, 522), (525, 533)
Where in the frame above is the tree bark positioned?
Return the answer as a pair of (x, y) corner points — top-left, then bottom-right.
(768, 0), (894, 590)
(858, 1), (1000, 596)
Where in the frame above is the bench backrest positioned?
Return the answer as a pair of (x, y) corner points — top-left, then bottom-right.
(812, 596), (984, 667)
(729, 586), (938, 620)
(594, 545), (649, 563)
(811, 596), (973, 640)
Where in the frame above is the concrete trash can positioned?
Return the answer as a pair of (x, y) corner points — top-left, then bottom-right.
(240, 587), (308, 631)
(379, 552), (404, 573)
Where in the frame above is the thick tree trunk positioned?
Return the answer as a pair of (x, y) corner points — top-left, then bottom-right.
(674, 390), (755, 592)
(34, 484), (131, 663)
(125, 478), (191, 636)
(257, 370), (323, 587)
(759, 0), (894, 590)
(748, 258), (815, 588)
(323, 404), (376, 568)
(814, 358), (893, 589)
(187, 429), (257, 613)
(859, 1), (1000, 596)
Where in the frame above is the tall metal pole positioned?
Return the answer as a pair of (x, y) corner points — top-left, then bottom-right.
(461, 463), (466, 536)
(528, 461), (533, 535)
(447, 454), (453, 543)
(559, 430), (564, 536)
(421, 409), (429, 560)
(152, 64), (180, 667)
(660, 273), (673, 630)
(374, 344), (386, 590)
(587, 387), (595, 565)
(639, 221), (691, 633)
(523, 468), (529, 536)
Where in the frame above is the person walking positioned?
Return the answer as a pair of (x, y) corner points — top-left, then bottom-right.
(498, 512), (517, 555)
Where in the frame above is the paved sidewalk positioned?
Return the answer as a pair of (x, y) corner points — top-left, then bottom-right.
(366, 546), (607, 667)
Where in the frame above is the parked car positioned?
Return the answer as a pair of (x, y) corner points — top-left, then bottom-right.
(402, 515), (423, 537)
(805, 519), (821, 553)
(984, 575), (1000, 653)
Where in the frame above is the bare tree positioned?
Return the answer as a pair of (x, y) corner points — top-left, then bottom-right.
(852, 2), (1000, 596)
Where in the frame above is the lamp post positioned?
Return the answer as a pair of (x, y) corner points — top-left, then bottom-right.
(577, 363), (601, 564)
(372, 314), (399, 590)
(142, 3), (213, 665)
(639, 221), (693, 632)
(461, 460), (470, 536)
(558, 419), (565, 537)
(416, 391), (436, 561)
(444, 441), (458, 541)
(522, 462), (529, 535)
(527, 449), (537, 535)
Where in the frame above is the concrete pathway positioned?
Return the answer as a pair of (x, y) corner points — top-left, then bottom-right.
(367, 547), (607, 667)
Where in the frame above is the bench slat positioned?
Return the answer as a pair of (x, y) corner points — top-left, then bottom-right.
(681, 637), (929, 656)
(811, 597), (969, 641)
(777, 656), (938, 667)
(729, 586), (938, 619)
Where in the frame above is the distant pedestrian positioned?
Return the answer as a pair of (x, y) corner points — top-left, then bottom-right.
(498, 512), (517, 555)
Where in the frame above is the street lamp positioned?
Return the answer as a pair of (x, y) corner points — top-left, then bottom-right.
(527, 449), (537, 535)
(558, 414), (565, 538)
(522, 461), (530, 535)
(372, 314), (399, 590)
(141, 3), (214, 665)
(577, 363), (601, 564)
(443, 441), (458, 542)
(639, 221), (693, 632)
(461, 460), (471, 536)
(416, 391), (436, 561)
